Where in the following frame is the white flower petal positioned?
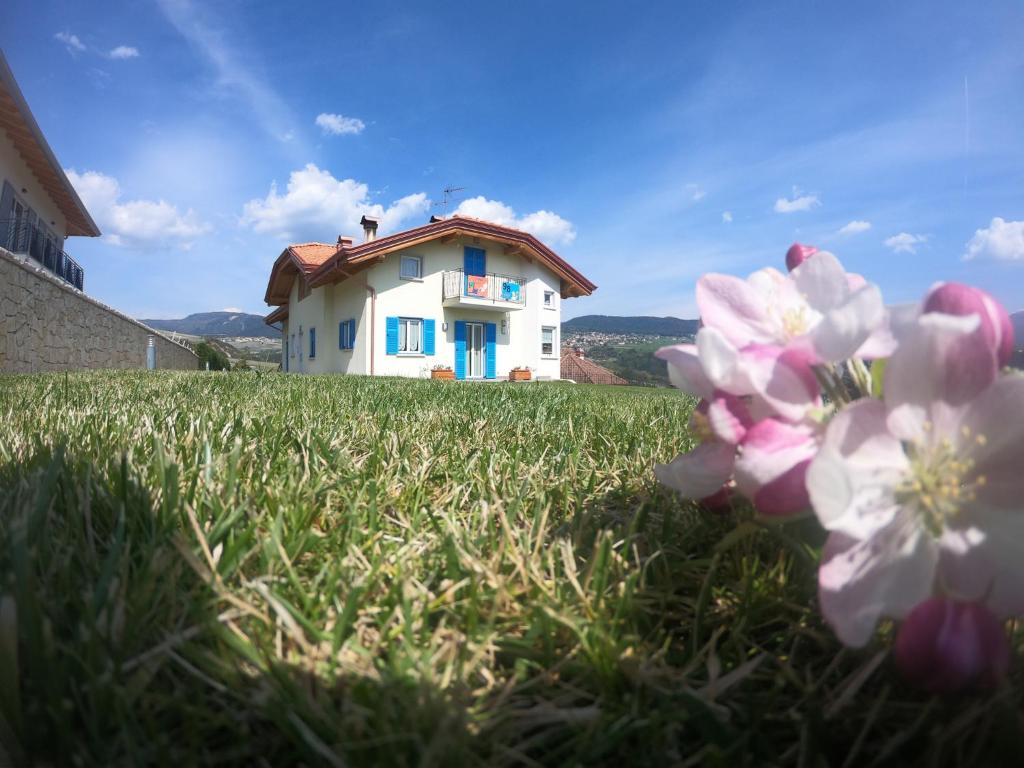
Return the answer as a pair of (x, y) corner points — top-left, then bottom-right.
(792, 251), (849, 312)
(809, 284), (885, 363)
(807, 399), (908, 538)
(818, 520), (938, 647)
(655, 344), (713, 399)
(940, 511), (1024, 618)
(654, 442), (735, 500)
(885, 312), (979, 442)
(957, 373), (1024, 511)
(696, 273), (777, 348)
(695, 327), (753, 395)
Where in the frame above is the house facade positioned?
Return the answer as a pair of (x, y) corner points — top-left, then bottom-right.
(264, 215), (596, 379)
(0, 50), (99, 288)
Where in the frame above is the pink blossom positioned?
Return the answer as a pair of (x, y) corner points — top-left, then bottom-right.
(920, 283), (1016, 400)
(696, 252), (893, 364)
(785, 242), (818, 272)
(734, 418), (819, 516)
(894, 598), (1010, 693)
(808, 312), (1024, 647)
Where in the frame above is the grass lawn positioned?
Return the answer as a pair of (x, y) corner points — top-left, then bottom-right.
(0, 371), (1020, 766)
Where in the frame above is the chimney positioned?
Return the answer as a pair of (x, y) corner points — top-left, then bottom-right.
(574, 346), (585, 359)
(337, 235), (354, 247)
(360, 215), (379, 242)
(429, 214), (444, 223)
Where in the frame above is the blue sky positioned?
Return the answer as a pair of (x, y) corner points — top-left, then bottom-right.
(3, 0), (1023, 320)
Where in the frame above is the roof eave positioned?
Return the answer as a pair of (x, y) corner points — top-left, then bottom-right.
(0, 50), (101, 237)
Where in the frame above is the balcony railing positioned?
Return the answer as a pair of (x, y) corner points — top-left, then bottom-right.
(1, 219), (84, 290)
(442, 269), (527, 307)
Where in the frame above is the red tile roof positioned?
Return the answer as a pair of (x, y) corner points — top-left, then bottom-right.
(560, 348), (628, 385)
(264, 215), (597, 310)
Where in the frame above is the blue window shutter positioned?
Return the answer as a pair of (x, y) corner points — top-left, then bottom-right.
(485, 322), (496, 379)
(454, 321), (466, 379)
(310, 327), (316, 358)
(339, 321), (345, 349)
(385, 316), (399, 355)
(349, 319), (356, 349)
(464, 246), (485, 276)
(423, 319), (436, 355)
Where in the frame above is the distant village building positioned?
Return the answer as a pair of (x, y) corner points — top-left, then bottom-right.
(263, 215), (597, 380)
(0, 49), (196, 372)
(560, 346), (627, 385)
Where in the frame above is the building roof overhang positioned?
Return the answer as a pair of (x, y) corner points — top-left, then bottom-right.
(0, 50), (100, 237)
(263, 215), (598, 309)
(311, 215), (597, 298)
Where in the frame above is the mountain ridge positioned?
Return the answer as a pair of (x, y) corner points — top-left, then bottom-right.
(561, 315), (699, 337)
(139, 311), (279, 339)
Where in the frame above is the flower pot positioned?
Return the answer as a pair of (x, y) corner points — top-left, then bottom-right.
(509, 369), (532, 381)
(431, 369), (455, 380)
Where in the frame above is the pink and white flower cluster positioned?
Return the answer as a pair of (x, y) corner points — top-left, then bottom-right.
(657, 244), (1021, 692)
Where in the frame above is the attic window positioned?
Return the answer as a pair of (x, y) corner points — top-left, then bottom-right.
(400, 254), (422, 280)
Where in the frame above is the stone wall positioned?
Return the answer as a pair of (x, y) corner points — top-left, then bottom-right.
(1, 247), (199, 373)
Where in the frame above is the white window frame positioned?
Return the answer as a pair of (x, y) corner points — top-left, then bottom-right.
(398, 317), (423, 354)
(543, 290), (556, 309)
(400, 254), (423, 281)
(541, 326), (556, 357)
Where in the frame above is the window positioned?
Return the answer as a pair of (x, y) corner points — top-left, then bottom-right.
(543, 290), (556, 309)
(541, 326), (555, 356)
(399, 317), (422, 353)
(400, 254), (422, 280)
(339, 319), (355, 350)
(309, 327), (316, 358)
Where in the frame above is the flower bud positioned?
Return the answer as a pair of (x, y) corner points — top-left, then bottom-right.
(923, 282), (1014, 368)
(785, 243), (818, 272)
(894, 598), (1011, 693)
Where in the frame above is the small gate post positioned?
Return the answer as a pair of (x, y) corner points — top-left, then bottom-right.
(146, 335), (156, 370)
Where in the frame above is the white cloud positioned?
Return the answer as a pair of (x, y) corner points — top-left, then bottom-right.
(66, 169), (211, 249)
(108, 45), (140, 59)
(222, 307), (244, 313)
(964, 217), (1024, 262)
(721, 211), (733, 223)
(884, 232), (927, 254)
(685, 183), (706, 202)
(839, 219), (872, 235)
(55, 31), (86, 53)
(453, 196), (576, 245)
(240, 163), (429, 240)
(774, 187), (821, 214)
(315, 113), (366, 136)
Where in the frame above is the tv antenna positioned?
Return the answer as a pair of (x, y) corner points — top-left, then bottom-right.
(434, 185), (465, 216)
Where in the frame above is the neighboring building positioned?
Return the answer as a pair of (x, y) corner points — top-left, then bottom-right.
(0, 50), (99, 288)
(0, 50), (198, 372)
(264, 215), (597, 379)
(560, 346), (628, 385)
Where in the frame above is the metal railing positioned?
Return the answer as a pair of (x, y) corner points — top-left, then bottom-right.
(1, 218), (84, 290)
(442, 269), (527, 306)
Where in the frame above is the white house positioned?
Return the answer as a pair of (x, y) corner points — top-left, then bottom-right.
(1, 49), (99, 288)
(263, 214), (596, 379)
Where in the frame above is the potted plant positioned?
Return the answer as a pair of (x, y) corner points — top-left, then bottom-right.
(509, 366), (532, 382)
(431, 364), (455, 380)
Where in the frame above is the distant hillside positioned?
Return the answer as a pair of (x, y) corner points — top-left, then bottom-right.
(562, 315), (699, 337)
(139, 312), (279, 338)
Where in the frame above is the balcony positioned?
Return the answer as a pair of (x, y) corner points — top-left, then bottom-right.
(2, 219), (84, 290)
(442, 269), (526, 311)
